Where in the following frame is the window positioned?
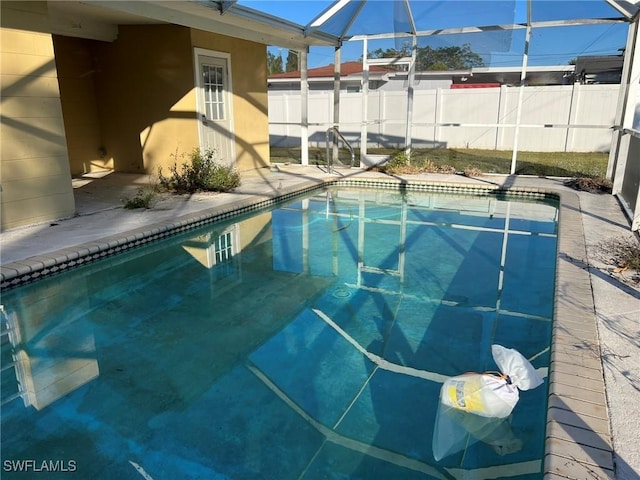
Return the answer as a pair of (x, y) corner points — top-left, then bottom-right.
(215, 231), (233, 264)
(203, 64), (225, 120)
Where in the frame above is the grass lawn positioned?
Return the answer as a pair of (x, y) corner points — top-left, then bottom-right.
(270, 147), (609, 178)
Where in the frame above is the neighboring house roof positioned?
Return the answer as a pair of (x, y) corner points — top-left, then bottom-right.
(574, 55), (624, 74)
(269, 62), (581, 86)
(573, 55), (624, 84)
(450, 65), (576, 86)
(269, 61), (396, 81)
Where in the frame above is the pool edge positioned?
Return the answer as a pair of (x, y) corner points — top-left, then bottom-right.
(544, 188), (615, 479)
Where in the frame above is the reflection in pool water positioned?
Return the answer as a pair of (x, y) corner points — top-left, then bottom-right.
(1, 187), (558, 479)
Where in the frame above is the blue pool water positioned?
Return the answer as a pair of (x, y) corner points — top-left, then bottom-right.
(1, 187), (558, 479)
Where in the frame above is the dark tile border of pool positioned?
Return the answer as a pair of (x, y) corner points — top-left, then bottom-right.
(0, 177), (614, 480)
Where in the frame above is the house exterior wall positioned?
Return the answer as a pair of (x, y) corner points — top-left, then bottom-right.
(1, 5), (272, 231)
(91, 24), (197, 174)
(53, 24), (269, 176)
(53, 35), (109, 175)
(61, 25), (270, 175)
(267, 78), (451, 95)
(269, 79), (366, 93)
(377, 77), (452, 91)
(191, 29), (270, 172)
(1, 1), (75, 231)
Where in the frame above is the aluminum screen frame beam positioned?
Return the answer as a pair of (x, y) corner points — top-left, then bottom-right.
(607, 13), (640, 230)
(347, 18), (626, 43)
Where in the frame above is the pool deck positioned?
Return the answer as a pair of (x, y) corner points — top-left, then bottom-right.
(1, 166), (638, 480)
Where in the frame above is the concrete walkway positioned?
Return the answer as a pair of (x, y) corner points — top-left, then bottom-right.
(1, 166), (638, 479)
(575, 189), (640, 480)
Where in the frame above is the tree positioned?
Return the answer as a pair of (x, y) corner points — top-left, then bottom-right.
(417, 44), (484, 70)
(368, 43), (484, 71)
(285, 50), (299, 73)
(366, 46), (411, 71)
(267, 51), (284, 75)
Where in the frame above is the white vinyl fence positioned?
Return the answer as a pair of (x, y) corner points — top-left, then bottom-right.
(269, 84), (619, 153)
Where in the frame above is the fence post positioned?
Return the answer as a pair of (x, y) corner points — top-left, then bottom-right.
(381, 91), (386, 148)
(564, 82), (579, 153)
(434, 88), (442, 148)
(496, 85), (507, 150)
(284, 94), (290, 146)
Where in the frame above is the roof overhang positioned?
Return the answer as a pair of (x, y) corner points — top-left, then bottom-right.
(49, 0), (336, 48)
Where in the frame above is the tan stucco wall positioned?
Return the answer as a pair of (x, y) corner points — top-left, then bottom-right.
(53, 35), (110, 175)
(1, 2), (75, 231)
(191, 30), (270, 172)
(238, 211), (272, 250)
(89, 25), (270, 175)
(91, 25), (197, 174)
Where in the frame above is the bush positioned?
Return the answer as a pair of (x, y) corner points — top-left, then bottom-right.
(563, 176), (612, 194)
(158, 148), (240, 194)
(122, 185), (157, 209)
(380, 150), (456, 175)
(382, 151), (421, 174)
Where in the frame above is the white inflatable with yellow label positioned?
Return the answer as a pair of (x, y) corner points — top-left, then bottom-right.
(439, 344), (544, 419)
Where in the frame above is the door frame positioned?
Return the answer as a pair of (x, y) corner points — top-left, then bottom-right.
(193, 47), (236, 165)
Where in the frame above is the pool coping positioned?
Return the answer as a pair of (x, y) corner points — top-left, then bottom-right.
(0, 176), (613, 479)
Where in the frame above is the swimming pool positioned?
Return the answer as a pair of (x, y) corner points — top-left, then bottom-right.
(1, 185), (558, 479)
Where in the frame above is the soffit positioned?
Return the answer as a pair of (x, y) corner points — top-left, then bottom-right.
(47, 0), (335, 47)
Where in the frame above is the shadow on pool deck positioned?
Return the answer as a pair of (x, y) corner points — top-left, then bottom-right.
(0, 166), (638, 479)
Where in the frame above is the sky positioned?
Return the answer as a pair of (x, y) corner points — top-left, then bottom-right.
(238, 0), (630, 70)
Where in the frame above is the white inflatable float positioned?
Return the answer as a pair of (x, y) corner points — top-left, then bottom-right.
(433, 344), (544, 461)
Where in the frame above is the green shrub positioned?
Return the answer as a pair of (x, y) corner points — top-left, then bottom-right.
(380, 150), (456, 175)
(158, 148), (240, 194)
(122, 185), (157, 209)
(382, 151), (420, 174)
(388, 151), (411, 168)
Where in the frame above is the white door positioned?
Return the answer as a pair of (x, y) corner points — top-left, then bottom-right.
(195, 50), (235, 167)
